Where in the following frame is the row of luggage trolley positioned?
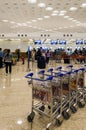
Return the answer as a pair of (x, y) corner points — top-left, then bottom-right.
(25, 64), (86, 130)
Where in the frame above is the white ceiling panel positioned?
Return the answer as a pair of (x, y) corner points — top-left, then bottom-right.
(0, 0), (86, 34)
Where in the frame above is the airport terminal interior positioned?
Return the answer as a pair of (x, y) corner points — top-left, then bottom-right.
(0, 0), (86, 130)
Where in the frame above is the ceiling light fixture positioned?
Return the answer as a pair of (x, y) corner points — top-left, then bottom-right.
(26, 21), (31, 24)
(60, 10), (67, 14)
(69, 7), (77, 11)
(81, 3), (86, 7)
(37, 18), (43, 20)
(68, 18), (74, 20)
(2, 20), (8, 22)
(10, 21), (15, 24)
(38, 3), (46, 7)
(32, 20), (37, 22)
(46, 7), (53, 11)
(59, 13), (64, 16)
(51, 13), (58, 16)
(28, 0), (37, 4)
(64, 16), (69, 18)
(72, 19), (77, 22)
(44, 16), (50, 18)
(53, 10), (59, 13)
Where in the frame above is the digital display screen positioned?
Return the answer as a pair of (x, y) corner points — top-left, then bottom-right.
(59, 40), (66, 44)
(50, 40), (58, 44)
(76, 40), (83, 44)
(34, 40), (41, 44)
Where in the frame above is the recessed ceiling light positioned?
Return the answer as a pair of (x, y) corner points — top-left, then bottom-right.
(44, 16), (50, 18)
(70, 25), (74, 27)
(51, 13), (58, 16)
(26, 21), (31, 24)
(28, 0), (37, 4)
(17, 23), (22, 26)
(2, 20), (8, 22)
(68, 18), (74, 20)
(59, 13), (64, 16)
(60, 10), (67, 14)
(81, 3), (86, 7)
(32, 20), (37, 22)
(69, 7), (77, 11)
(38, 3), (45, 7)
(10, 21), (15, 24)
(72, 19), (77, 22)
(22, 23), (27, 26)
(37, 18), (43, 20)
(46, 7), (53, 11)
(64, 16), (69, 18)
(53, 10), (59, 13)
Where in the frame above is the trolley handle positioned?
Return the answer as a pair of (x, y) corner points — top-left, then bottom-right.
(31, 76), (53, 81)
(25, 72), (33, 78)
(66, 65), (73, 68)
(73, 69), (79, 73)
(56, 67), (68, 73)
(25, 73), (53, 81)
(57, 73), (65, 77)
(56, 66), (62, 70)
(38, 70), (45, 75)
(47, 68), (53, 72)
(66, 71), (71, 75)
(79, 68), (85, 71)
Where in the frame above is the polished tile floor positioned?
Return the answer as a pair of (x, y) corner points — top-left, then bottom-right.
(0, 60), (86, 130)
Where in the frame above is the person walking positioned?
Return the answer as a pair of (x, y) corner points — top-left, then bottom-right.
(0, 48), (3, 68)
(4, 49), (12, 75)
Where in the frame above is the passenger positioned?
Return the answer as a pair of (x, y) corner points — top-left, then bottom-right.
(21, 55), (25, 64)
(31, 48), (36, 68)
(0, 48), (3, 68)
(4, 49), (12, 75)
(46, 50), (50, 64)
(27, 47), (31, 71)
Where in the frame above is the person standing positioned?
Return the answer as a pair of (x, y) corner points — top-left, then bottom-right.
(0, 48), (3, 68)
(31, 48), (36, 69)
(46, 50), (50, 64)
(27, 47), (31, 71)
(4, 49), (12, 75)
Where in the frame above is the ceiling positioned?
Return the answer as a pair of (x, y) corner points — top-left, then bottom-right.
(0, 0), (86, 34)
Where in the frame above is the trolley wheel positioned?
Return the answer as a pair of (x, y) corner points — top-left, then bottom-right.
(84, 96), (86, 103)
(27, 111), (35, 122)
(62, 110), (71, 120)
(46, 122), (53, 130)
(39, 105), (45, 111)
(55, 115), (63, 126)
(70, 105), (77, 113)
(78, 100), (85, 108)
(48, 105), (51, 109)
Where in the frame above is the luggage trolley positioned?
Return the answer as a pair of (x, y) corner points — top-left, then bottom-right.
(39, 68), (72, 121)
(37, 70), (66, 128)
(76, 68), (86, 107)
(47, 66), (77, 113)
(83, 64), (86, 102)
(25, 72), (64, 130)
